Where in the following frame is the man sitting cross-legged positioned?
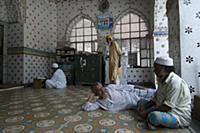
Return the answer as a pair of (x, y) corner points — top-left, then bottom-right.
(82, 83), (156, 112)
(137, 56), (191, 130)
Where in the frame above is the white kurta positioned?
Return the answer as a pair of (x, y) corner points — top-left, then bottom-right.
(152, 72), (191, 127)
(82, 84), (156, 112)
(109, 42), (122, 82)
(45, 69), (67, 89)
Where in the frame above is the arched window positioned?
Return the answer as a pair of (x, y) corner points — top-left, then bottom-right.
(114, 13), (151, 67)
(70, 18), (98, 52)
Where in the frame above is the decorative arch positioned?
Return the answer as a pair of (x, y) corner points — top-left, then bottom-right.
(16, 0), (26, 23)
(4, 0), (26, 23)
(112, 8), (152, 35)
(63, 13), (98, 41)
(111, 8), (153, 68)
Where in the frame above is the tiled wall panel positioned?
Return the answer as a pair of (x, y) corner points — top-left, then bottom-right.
(7, 24), (24, 48)
(24, 0), (57, 53)
(23, 55), (54, 84)
(56, 0), (154, 41)
(179, 0), (200, 96)
(154, 0), (169, 58)
(168, 0), (200, 97)
(127, 68), (154, 83)
(7, 55), (24, 84)
(6, 0), (57, 84)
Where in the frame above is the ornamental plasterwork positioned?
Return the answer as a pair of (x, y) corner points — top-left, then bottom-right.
(4, 0), (26, 23)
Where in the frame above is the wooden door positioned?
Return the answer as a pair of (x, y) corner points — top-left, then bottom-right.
(75, 54), (102, 85)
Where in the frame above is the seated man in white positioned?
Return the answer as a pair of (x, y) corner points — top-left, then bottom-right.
(45, 63), (67, 89)
(82, 82), (156, 112)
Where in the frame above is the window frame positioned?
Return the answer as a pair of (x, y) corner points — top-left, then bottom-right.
(113, 13), (150, 68)
(70, 18), (98, 52)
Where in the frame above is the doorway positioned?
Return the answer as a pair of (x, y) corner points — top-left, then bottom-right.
(0, 25), (3, 84)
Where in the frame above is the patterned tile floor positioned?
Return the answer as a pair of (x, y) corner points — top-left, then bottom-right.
(0, 86), (192, 133)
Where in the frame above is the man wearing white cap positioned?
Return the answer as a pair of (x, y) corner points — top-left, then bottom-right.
(137, 56), (191, 130)
(45, 63), (67, 89)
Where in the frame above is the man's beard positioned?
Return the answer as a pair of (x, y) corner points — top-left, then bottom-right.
(157, 77), (162, 83)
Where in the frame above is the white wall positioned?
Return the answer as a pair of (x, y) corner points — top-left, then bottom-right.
(57, 0), (154, 41)
(179, 0), (200, 96)
(153, 0), (169, 58)
(168, 0), (200, 97)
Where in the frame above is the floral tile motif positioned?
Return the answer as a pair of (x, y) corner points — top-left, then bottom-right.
(0, 86), (191, 133)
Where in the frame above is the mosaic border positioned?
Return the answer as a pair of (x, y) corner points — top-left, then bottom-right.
(7, 47), (55, 58)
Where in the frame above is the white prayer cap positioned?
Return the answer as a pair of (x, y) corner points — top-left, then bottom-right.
(154, 56), (174, 66)
(52, 63), (58, 68)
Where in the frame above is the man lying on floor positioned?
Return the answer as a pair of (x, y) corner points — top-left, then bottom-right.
(82, 82), (156, 112)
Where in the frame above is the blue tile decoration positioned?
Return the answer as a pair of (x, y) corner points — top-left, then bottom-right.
(189, 86), (195, 94)
(196, 11), (200, 19)
(185, 27), (193, 34)
(183, 0), (191, 6)
(197, 42), (200, 47)
(186, 56), (194, 63)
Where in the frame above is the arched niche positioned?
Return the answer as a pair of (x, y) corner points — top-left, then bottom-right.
(4, 0), (26, 23)
(112, 8), (153, 35)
